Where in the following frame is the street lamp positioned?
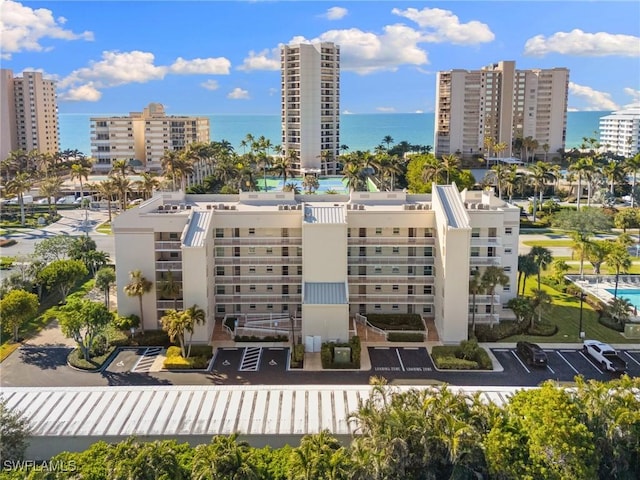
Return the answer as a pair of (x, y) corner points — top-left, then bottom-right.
(578, 292), (586, 340)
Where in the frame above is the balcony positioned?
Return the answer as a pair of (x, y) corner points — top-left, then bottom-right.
(469, 294), (500, 303)
(155, 241), (182, 250)
(469, 256), (502, 266)
(347, 237), (434, 246)
(348, 294), (434, 303)
(215, 256), (302, 265)
(215, 275), (302, 284)
(348, 275), (435, 284)
(214, 237), (302, 246)
(215, 294), (302, 303)
(347, 257), (435, 265)
(470, 237), (502, 247)
(155, 261), (182, 271)
(156, 300), (184, 310)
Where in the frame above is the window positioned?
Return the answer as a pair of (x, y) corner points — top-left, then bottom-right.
(504, 266), (511, 272)
(392, 304), (399, 311)
(169, 232), (178, 239)
(216, 266), (224, 275)
(249, 266), (256, 273)
(266, 265), (273, 273)
(375, 285), (381, 291)
(423, 285), (432, 294)
(215, 247), (224, 256)
(170, 252), (179, 258)
(216, 286), (225, 294)
(471, 247), (480, 257)
(392, 285), (399, 291)
(374, 304), (381, 311)
(423, 305), (432, 313)
(392, 247), (400, 254)
(374, 266), (382, 274)
(248, 228), (255, 235)
(393, 227), (400, 235)
(297, 266), (303, 275)
(267, 285), (273, 292)
(267, 304), (273, 310)
(249, 285), (256, 291)
(505, 227), (513, 235)
(504, 285), (511, 292)
(505, 248), (512, 254)
(424, 247), (433, 256)
(392, 266), (400, 274)
(375, 246), (382, 255)
(249, 304), (256, 310)
(471, 228), (480, 238)
(424, 266), (433, 275)
(375, 228), (382, 235)
(248, 247), (256, 254)
(216, 305), (226, 314)
(266, 247), (273, 255)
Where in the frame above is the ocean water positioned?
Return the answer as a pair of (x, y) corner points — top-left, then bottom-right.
(59, 111), (607, 157)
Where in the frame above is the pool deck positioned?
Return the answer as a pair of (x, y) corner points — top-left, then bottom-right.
(572, 274), (640, 319)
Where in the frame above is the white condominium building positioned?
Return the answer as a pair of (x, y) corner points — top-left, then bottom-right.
(281, 42), (340, 175)
(434, 61), (569, 160)
(113, 189), (519, 346)
(0, 69), (59, 162)
(90, 103), (209, 172)
(599, 105), (640, 158)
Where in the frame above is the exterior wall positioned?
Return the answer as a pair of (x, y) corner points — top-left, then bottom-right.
(301, 304), (349, 343)
(0, 69), (16, 161)
(302, 221), (347, 282)
(182, 244), (213, 343)
(435, 61), (569, 159)
(599, 107), (640, 158)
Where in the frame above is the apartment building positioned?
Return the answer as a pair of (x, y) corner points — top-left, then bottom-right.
(113, 189), (519, 346)
(90, 103), (209, 172)
(281, 42), (340, 175)
(0, 69), (59, 162)
(599, 105), (640, 158)
(434, 61), (569, 160)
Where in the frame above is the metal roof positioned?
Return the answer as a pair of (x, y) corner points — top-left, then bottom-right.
(303, 205), (345, 224)
(183, 210), (212, 248)
(434, 185), (470, 229)
(304, 282), (348, 304)
(0, 385), (528, 439)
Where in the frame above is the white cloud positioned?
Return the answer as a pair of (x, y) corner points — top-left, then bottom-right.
(415, 110), (424, 114)
(324, 7), (347, 20)
(342, 109), (353, 115)
(170, 57), (231, 75)
(228, 87), (250, 100)
(0, 0), (93, 59)
(59, 50), (168, 89)
(376, 106), (396, 112)
(58, 83), (101, 102)
(524, 29), (640, 57)
(623, 88), (640, 103)
(238, 48), (280, 71)
(568, 82), (619, 111)
(200, 80), (219, 91)
(293, 24), (428, 74)
(391, 7), (494, 45)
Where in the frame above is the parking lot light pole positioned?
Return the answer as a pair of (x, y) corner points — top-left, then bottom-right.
(578, 293), (586, 339)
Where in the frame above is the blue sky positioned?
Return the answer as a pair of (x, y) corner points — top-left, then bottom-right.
(1, 1), (639, 115)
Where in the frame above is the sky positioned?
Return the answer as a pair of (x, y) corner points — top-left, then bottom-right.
(1, 0), (639, 115)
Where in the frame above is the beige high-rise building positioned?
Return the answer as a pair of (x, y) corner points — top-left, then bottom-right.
(113, 189), (519, 346)
(281, 42), (340, 175)
(434, 61), (569, 160)
(90, 103), (209, 172)
(0, 69), (59, 162)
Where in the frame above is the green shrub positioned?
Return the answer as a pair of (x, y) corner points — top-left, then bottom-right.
(293, 344), (305, 363)
(321, 340), (360, 369)
(163, 356), (191, 369)
(431, 341), (492, 370)
(133, 330), (171, 346)
(433, 355), (478, 370)
(112, 314), (140, 331)
(166, 346), (182, 358)
(189, 345), (213, 357)
(366, 314), (424, 331)
(598, 316), (626, 332)
(387, 332), (424, 342)
(475, 321), (524, 342)
(527, 322), (558, 336)
(234, 335), (288, 342)
(163, 346), (210, 369)
(68, 345), (116, 370)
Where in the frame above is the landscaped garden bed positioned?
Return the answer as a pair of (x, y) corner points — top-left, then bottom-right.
(321, 336), (361, 369)
(163, 345), (213, 370)
(366, 314), (425, 331)
(431, 340), (493, 370)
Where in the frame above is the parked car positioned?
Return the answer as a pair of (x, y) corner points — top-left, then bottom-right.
(583, 340), (627, 373)
(516, 341), (548, 367)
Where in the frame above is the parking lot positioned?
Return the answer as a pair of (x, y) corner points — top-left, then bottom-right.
(368, 347), (435, 374)
(104, 347), (164, 373)
(211, 347), (290, 373)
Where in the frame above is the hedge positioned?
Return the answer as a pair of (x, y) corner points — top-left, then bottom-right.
(321, 336), (361, 369)
(433, 355), (479, 370)
(431, 340), (492, 370)
(598, 317), (626, 332)
(163, 346), (211, 369)
(67, 345), (117, 371)
(387, 332), (424, 342)
(234, 335), (288, 342)
(474, 321), (524, 342)
(527, 322), (558, 336)
(366, 314), (424, 331)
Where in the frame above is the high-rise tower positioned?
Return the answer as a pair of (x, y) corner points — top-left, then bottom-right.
(0, 69), (59, 161)
(281, 42), (340, 175)
(434, 61), (569, 161)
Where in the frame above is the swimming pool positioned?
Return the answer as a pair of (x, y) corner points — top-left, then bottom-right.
(605, 289), (640, 310)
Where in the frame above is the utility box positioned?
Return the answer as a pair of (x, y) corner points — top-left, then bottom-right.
(334, 346), (351, 364)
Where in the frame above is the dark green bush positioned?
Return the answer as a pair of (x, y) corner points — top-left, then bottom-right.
(292, 344), (305, 363)
(598, 316), (626, 332)
(527, 322), (558, 336)
(433, 355), (478, 370)
(474, 321), (524, 342)
(431, 341), (492, 370)
(234, 335), (288, 342)
(321, 338), (361, 369)
(387, 332), (424, 342)
(366, 314), (424, 331)
(134, 330), (171, 346)
(112, 314), (140, 331)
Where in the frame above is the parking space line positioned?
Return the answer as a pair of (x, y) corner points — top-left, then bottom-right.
(624, 351), (640, 367)
(510, 350), (530, 373)
(131, 347), (150, 372)
(556, 351), (579, 375)
(546, 365), (555, 374)
(579, 351), (605, 374)
(395, 349), (406, 372)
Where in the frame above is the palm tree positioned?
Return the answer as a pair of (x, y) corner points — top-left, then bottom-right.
(70, 162), (91, 199)
(603, 160), (625, 195)
(161, 309), (190, 358)
(95, 266), (116, 309)
(319, 149), (334, 176)
(123, 270), (152, 334)
(192, 434), (259, 480)
(489, 164), (511, 199)
(624, 153), (640, 207)
(136, 172), (160, 200)
(110, 174), (132, 211)
(530, 288), (552, 330)
(39, 175), (63, 215)
(570, 230), (592, 278)
(158, 270), (181, 310)
(606, 243), (632, 298)
(160, 150), (180, 190)
(481, 266), (509, 326)
(382, 135), (394, 151)
(529, 246), (553, 290)
(5, 172), (32, 226)
(483, 135), (496, 159)
(441, 154), (460, 184)
(271, 156), (293, 189)
(184, 304), (206, 358)
(528, 162), (555, 222)
(342, 163), (364, 192)
(421, 156), (444, 185)
(109, 159), (135, 178)
(468, 270), (483, 334)
(302, 174), (319, 194)
(95, 178), (118, 222)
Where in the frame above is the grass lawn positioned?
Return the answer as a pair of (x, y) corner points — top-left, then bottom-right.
(96, 221), (112, 234)
(522, 239), (574, 247)
(505, 280), (637, 344)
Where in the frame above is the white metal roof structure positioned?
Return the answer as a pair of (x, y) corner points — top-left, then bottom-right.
(1, 385), (527, 460)
(304, 283), (348, 304)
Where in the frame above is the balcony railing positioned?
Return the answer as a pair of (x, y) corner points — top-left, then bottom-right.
(469, 256), (502, 266)
(348, 294), (435, 303)
(347, 275), (435, 284)
(215, 257), (302, 265)
(155, 241), (182, 250)
(215, 275), (302, 284)
(347, 257), (434, 265)
(155, 261), (182, 271)
(156, 300), (184, 310)
(470, 237), (502, 247)
(214, 237), (302, 246)
(347, 237), (435, 245)
(215, 294), (302, 303)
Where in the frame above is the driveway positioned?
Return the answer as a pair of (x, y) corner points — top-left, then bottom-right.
(22, 319), (75, 348)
